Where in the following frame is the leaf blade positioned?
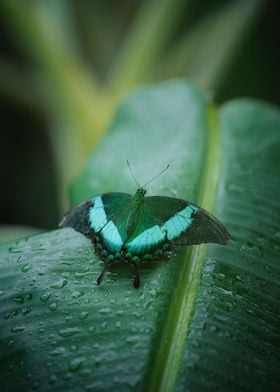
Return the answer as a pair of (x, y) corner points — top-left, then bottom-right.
(0, 83), (279, 391)
(176, 99), (280, 390)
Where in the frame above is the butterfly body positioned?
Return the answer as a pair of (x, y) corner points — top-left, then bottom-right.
(125, 188), (146, 237)
(60, 188), (229, 288)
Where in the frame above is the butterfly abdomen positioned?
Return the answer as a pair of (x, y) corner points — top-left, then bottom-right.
(93, 231), (171, 266)
(125, 208), (140, 237)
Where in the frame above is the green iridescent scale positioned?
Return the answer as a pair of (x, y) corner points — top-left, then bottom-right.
(59, 188), (229, 288)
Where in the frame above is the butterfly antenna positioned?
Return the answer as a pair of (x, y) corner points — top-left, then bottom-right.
(142, 164), (170, 188)
(126, 160), (141, 188)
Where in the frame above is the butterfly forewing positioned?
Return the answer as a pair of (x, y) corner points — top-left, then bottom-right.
(60, 193), (134, 248)
(59, 199), (93, 236)
(125, 196), (191, 253)
(125, 196), (229, 253)
(89, 192), (133, 250)
(173, 206), (230, 245)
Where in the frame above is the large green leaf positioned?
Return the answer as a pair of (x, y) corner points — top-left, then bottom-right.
(0, 81), (279, 391)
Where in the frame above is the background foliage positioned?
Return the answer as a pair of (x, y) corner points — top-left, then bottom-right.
(0, 0), (279, 234)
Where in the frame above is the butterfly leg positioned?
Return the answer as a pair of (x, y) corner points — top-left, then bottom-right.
(133, 265), (141, 289)
(97, 261), (109, 286)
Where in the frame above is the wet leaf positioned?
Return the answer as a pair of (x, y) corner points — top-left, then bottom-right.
(0, 81), (279, 391)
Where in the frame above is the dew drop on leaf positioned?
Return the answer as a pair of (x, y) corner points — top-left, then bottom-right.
(58, 327), (82, 337)
(7, 340), (14, 348)
(50, 279), (68, 289)
(98, 308), (111, 316)
(101, 322), (108, 330)
(8, 246), (22, 254)
(68, 357), (86, 372)
(40, 293), (51, 302)
(79, 311), (89, 320)
(48, 374), (57, 385)
(88, 326), (95, 333)
(31, 381), (40, 390)
(49, 302), (57, 311)
(21, 263), (32, 273)
(70, 345), (79, 352)
(72, 290), (85, 299)
(11, 325), (25, 333)
(49, 347), (66, 357)
(116, 321), (121, 329)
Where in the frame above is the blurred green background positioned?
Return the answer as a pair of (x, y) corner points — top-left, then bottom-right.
(0, 0), (279, 235)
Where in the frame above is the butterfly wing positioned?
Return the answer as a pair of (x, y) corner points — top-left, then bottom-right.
(91, 192), (133, 251)
(59, 199), (93, 236)
(172, 205), (230, 246)
(125, 196), (229, 254)
(60, 193), (133, 251)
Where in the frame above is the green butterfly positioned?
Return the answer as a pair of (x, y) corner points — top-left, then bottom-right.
(60, 165), (229, 288)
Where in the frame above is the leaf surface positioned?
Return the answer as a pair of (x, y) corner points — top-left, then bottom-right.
(0, 81), (279, 391)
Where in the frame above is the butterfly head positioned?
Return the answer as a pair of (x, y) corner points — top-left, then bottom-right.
(134, 187), (146, 205)
(136, 187), (146, 196)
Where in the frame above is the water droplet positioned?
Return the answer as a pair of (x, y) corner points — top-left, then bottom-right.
(7, 340), (14, 348)
(0, 290), (4, 297)
(79, 311), (89, 320)
(40, 293), (51, 302)
(72, 290), (85, 299)
(265, 265), (272, 272)
(126, 336), (139, 345)
(88, 326), (95, 333)
(22, 307), (32, 315)
(4, 311), (17, 320)
(8, 246), (21, 254)
(49, 347), (66, 356)
(49, 302), (57, 311)
(51, 279), (68, 289)
(31, 381), (40, 390)
(49, 374), (57, 385)
(21, 263), (32, 273)
(116, 321), (121, 329)
(68, 357), (86, 372)
(11, 325), (25, 333)
(62, 372), (72, 382)
(79, 367), (92, 377)
(58, 327), (82, 337)
(14, 295), (24, 304)
(70, 345), (79, 352)
(116, 310), (125, 316)
(98, 308), (111, 315)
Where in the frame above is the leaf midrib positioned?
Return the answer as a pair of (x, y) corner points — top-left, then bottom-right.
(145, 106), (220, 391)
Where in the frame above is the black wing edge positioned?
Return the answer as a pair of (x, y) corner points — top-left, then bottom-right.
(174, 208), (230, 246)
(59, 200), (93, 238)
